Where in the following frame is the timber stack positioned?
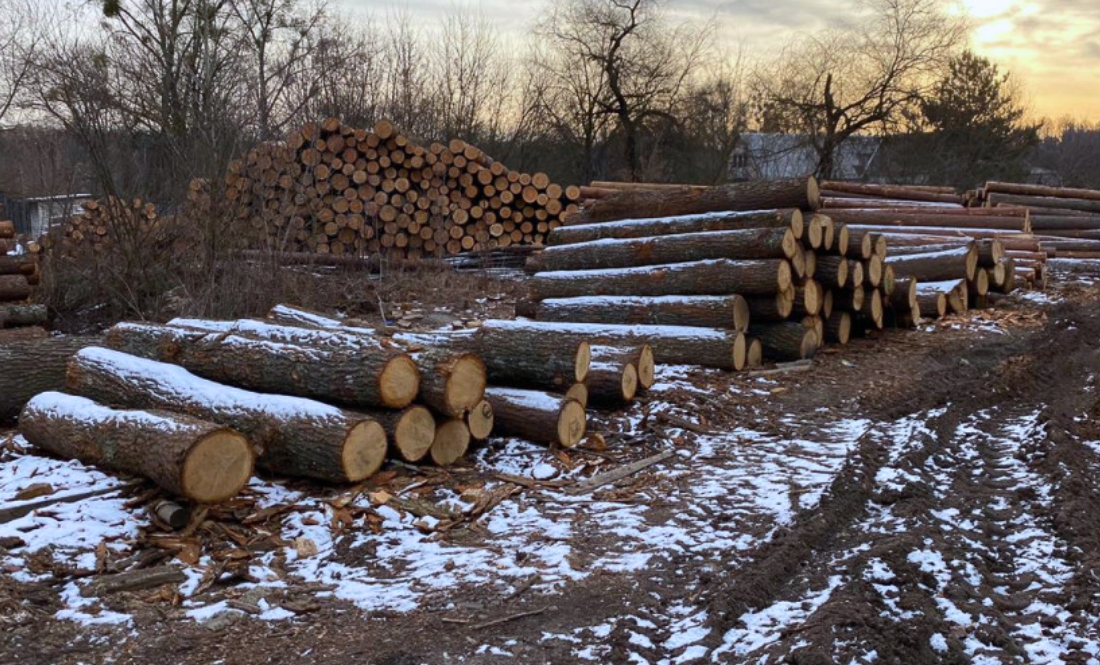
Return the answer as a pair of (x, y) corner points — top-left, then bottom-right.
(222, 118), (580, 258)
(0, 214), (46, 341)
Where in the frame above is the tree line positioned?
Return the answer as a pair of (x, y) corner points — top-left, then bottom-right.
(0, 0), (1089, 209)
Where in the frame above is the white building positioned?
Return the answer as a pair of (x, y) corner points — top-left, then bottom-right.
(2, 193), (90, 238)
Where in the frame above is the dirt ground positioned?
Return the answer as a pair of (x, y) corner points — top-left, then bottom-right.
(1, 270), (1099, 664)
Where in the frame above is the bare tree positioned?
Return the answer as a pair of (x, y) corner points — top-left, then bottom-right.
(757, 0), (966, 179)
(0, 0), (42, 127)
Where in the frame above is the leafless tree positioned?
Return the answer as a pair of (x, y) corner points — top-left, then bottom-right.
(756, 0), (967, 179)
(0, 0), (42, 127)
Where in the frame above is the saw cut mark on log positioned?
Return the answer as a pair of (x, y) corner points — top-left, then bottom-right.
(466, 399), (495, 440)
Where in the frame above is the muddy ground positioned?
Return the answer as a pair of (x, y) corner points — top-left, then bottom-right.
(1, 272), (1098, 664)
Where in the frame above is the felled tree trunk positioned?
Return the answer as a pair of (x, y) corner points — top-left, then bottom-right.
(523, 294), (750, 331)
(751, 322), (818, 361)
(585, 346), (640, 406)
(465, 399), (495, 440)
(0, 275), (31, 300)
(548, 209), (803, 246)
(20, 392), (253, 503)
(66, 347), (388, 483)
(0, 335), (101, 422)
(886, 246), (978, 282)
(374, 406), (437, 463)
(528, 259), (792, 300)
(0, 304), (48, 328)
(566, 177), (820, 225)
(527, 227), (798, 273)
(430, 418), (470, 466)
(108, 322), (420, 410)
(483, 387), (586, 448)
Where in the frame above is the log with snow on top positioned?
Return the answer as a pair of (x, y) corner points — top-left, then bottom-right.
(109, 322), (420, 410)
(565, 177), (820, 226)
(472, 319), (748, 372)
(483, 387), (586, 448)
(916, 279), (968, 316)
(517, 294), (750, 332)
(548, 209), (804, 246)
(885, 246), (978, 283)
(527, 259), (793, 301)
(0, 336), (102, 422)
(19, 392), (254, 503)
(749, 322), (818, 361)
(526, 227), (800, 273)
(265, 304), (354, 330)
(584, 346), (640, 406)
(66, 348), (389, 483)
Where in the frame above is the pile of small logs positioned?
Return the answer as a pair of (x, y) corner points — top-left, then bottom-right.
(14, 303), (662, 503)
(518, 176), (908, 361)
(35, 196), (165, 256)
(0, 218), (46, 341)
(224, 118), (580, 258)
(974, 180), (1100, 268)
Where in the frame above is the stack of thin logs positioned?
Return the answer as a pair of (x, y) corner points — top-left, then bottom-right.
(819, 180), (1037, 293)
(224, 118), (581, 258)
(513, 175), (905, 362)
(35, 196), (165, 257)
(0, 216), (46, 341)
(15, 303), (658, 503)
(974, 180), (1100, 273)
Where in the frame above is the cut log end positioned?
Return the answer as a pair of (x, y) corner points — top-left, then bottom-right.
(733, 332), (748, 371)
(637, 345), (656, 389)
(565, 382), (589, 408)
(181, 430), (255, 503)
(807, 176), (822, 210)
(575, 341), (592, 383)
(747, 338), (764, 367)
(380, 355), (421, 408)
(466, 399), (495, 440)
(557, 399), (587, 449)
(621, 363), (639, 402)
(836, 225), (850, 257)
(342, 420), (389, 480)
(444, 353), (488, 414)
(431, 419), (470, 466)
(391, 407), (437, 463)
(732, 295), (750, 332)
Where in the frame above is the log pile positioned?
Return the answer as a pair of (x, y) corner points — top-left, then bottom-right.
(35, 196), (165, 257)
(224, 118), (580, 258)
(0, 216), (45, 339)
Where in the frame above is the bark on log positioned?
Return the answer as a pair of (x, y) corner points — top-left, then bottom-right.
(108, 323), (419, 410)
(987, 192), (1100, 214)
(0, 335), (101, 422)
(864, 255), (884, 288)
(66, 348), (388, 483)
(0, 326), (48, 342)
(548, 209), (803, 246)
(266, 304), (349, 330)
(0, 303), (48, 328)
(913, 283), (945, 318)
(814, 256), (848, 289)
(19, 392), (253, 503)
(0, 275), (31, 301)
(526, 295), (750, 331)
(527, 227), (798, 272)
(746, 338), (764, 367)
(745, 290), (794, 322)
(528, 259), (792, 300)
(584, 361), (637, 406)
(821, 181), (963, 204)
(891, 277), (919, 311)
(983, 180), (1100, 202)
(885, 246), (977, 282)
(483, 388), (586, 448)
(790, 281), (822, 317)
(565, 177), (820, 225)
(750, 322), (818, 361)
(824, 210), (1027, 232)
(0, 256), (36, 276)
(430, 418), (470, 466)
(470, 319), (747, 372)
(860, 288), (884, 329)
(825, 312), (851, 345)
(834, 286), (866, 313)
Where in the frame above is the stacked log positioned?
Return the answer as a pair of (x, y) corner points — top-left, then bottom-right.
(0, 218), (44, 335)
(224, 118), (579, 258)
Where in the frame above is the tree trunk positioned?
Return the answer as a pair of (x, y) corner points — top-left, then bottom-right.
(470, 319), (747, 372)
(0, 335), (101, 422)
(746, 338), (764, 367)
(528, 259), (792, 300)
(914, 284), (948, 318)
(266, 304), (349, 330)
(886, 246), (977, 282)
(834, 286), (866, 313)
(430, 418), (470, 466)
(745, 290), (794, 322)
(0, 256), (36, 276)
(987, 192), (1100, 214)
(0, 304), (47, 328)
(821, 181), (963, 204)
(825, 312), (851, 344)
(525, 295), (750, 331)
(824, 210), (1027, 232)
(374, 406), (437, 463)
(465, 399), (494, 440)
(586, 345), (642, 406)
(108, 323), (419, 410)
(750, 322), (818, 361)
(66, 347), (388, 483)
(565, 177), (819, 226)
(19, 392), (254, 503)
(548, 209), (803, 246)
(0, 275), (30, 301)
(891, 277), (919, 311)
(483, 387), (586, 448)
(814, 256), (849, 289)
(983, 180), (1100, 202)
(527, 228), (797, 273)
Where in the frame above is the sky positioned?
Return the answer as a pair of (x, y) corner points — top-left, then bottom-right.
(336, 0), (1100, 122)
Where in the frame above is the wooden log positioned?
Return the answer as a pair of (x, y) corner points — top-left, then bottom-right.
(745, 290), (794, 322)
(635, 344), (656, 389)
(746, 338), (764, 367)
(882, 264), (896, 297)
(970, 269), (990, 298)
(565, 177), (820, 225)
(374, 406), (437, 463)
(821, 289), (834, 319)
(983, 180), (1100, 202)
(0, 335), (101, 422)
(791, 281), (822, 317)
(917, 279), (968, 314)
(0, 220), (14, 238)
(563, 382), (589, 408)
(886, 246), (977, 282)
(987, 192), (1100, 214)
(860, 288), (884, 329)
(750, 322), (818, 361)
(0, 275), (31, 301)
(846, 224), (1026, 240)
(891, 277), (919, 311)
(0, 255), (36, 276)
(914, 283), (946, 318)
(430, 418), (470, 466)
(465, 399), (494, 440)
(108, 323), (419, 410)
(266, 304), (349, 329)
(483, 388), (586, 448)
(528, 259), (792, 300)
(814, 255), (849, 289)
(848, 260), (865, 289)
(526, 227), (798, 273)
(995, 257), (1016, 294)
(0, 303), (48, 328)
(821, 181), (962, 204)
(468, 319), (747, 372)
(66, 348), (388, 483)
(586, 345), (642, 406)
(846, 230), (873, 259)
(825, 209), (1027, 231)
(524, 295), (750, 332)
(0, 326), (48, 342)
(548, 209), (803, 246)
(834, 285), (866, 313)
(864, 255), (884, 287)
(801, 315), (824, 346)
(19, 392), (253, 503)
(825, 312), (851, 344)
